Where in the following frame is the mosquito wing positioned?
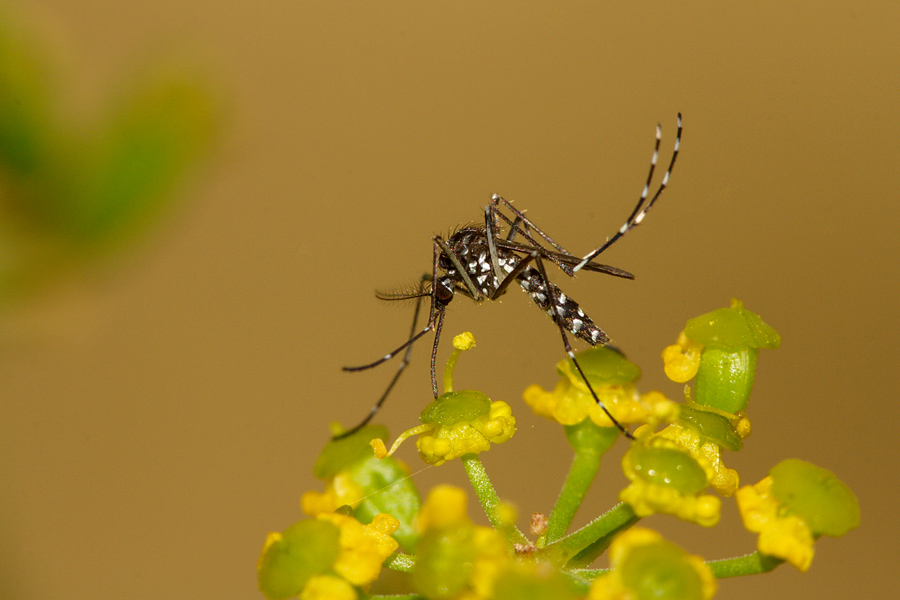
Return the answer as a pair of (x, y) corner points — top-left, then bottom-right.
(494, 239), (634, 279)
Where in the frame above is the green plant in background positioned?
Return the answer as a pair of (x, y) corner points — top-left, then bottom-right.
(0, 6), (221, 304)
(258, 300), (859, 599)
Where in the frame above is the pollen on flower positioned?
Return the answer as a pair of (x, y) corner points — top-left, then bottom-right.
(522, 382), (566, 421)
(656, 422), (740, 496)
(662, 331), (703, 383)
(620, 477), (722, 527)
(733, 411), (752, 438)
(317, 512), (400, 586)
(736, 476), (815, 571)
(453, 331), (477, 351)
(415, 400), (515, 466)
(620, 440), (722, 527)
(369, 438), (388, 459)
(300, 575), (356, 600)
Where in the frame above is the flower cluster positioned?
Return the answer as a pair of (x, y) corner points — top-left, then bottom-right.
(257, 512), (399, 600)
(258, 300), (859, 599)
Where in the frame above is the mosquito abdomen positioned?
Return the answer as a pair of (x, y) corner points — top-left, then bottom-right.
(517, 268), (610, 346)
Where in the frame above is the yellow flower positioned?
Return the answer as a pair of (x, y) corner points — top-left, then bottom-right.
(619, 438), (721, 527)
(371, 332), (515, 467)
(373, 395), (515, 467)
(652, 421), (740, 497)
(524, 373), (677, 430)
(735, 476), (815, 571)
(523, 379), (639, 427)
(417, 399), (515, 466)
(590, 528), (716, 600)
(301, 472), (365, 516)
(662, 330), (703, 383)
(413, 486), (509, 599)
(523, 346), (667, 429)
(299, 575), (356, 600)
(317, 512), (400, 587)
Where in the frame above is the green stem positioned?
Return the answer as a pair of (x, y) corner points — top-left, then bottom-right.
(540, 502), (638, 567)
(460, 453), (529, 546)
(568, 568), (608, 580)
(545, 421), (619, 543)
(707, 552), (783, 578)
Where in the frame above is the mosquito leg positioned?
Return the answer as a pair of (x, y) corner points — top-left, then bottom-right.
(483, 204), (507, 284)
(574, 114), (682, 272)
(434, 236), (482, 300)
(491, 194), (574, 257)
(489, 202), (574, 275)
(532, 254), (634, 439)
(506, 215), (524, 241)
(342, 323), (435, 372)
(335, 276), (430, 440)
(429, 307), (446, 398)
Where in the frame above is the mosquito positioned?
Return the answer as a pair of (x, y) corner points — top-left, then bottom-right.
(338, 114), (682, 441)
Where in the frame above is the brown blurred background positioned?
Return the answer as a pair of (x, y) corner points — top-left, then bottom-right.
(2, 2), (897, 598)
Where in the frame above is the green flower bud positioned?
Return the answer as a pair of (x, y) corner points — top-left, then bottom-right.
(412, 525), (478, 600)
(314, 425), (389, 479)
(420, 390), (491, 426)
(347, 454), (421, 551)
(770, 459), (860, 537)
(557, 346), (641, 389)
(257, 520), (340, 600)
(685, 299), (780, 412)
(627, 445), (708, 495)
(677, 405), (743, 451)
(621, 540), (707, 600)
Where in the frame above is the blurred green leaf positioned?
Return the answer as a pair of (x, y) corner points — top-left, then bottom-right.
(0, 7), (223, 303)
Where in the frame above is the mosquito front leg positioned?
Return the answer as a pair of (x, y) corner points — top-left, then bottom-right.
(483, 204), (505, 285)
(335, 277), (430, 440)
(429, 308), (446, 398)
(338, 243), (453, 438)
(434, 236), (483, 300)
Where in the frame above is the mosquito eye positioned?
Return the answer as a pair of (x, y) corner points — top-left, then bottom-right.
(435, 281), (454, 305)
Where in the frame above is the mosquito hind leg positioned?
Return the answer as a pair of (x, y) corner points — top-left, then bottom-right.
(574, 114), (682, 272)
(490, 194), (575, 258)
(531, 254), (634, 439)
